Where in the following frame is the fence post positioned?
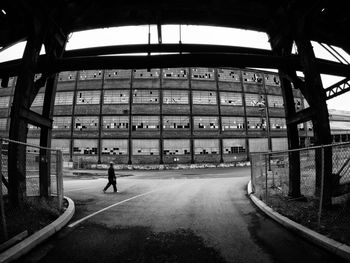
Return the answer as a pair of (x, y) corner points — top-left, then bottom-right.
(0, 138), (8, 240)
(250, 155), (254, 193)
(56, 150), (63, 210)
(317, 146), (325, 229)
(265, 154), (268, 203)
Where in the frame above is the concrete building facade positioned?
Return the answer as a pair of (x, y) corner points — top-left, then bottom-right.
(0, 67), (348, 166)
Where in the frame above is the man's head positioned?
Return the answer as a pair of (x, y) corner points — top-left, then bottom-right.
(110, 161), (114, 167)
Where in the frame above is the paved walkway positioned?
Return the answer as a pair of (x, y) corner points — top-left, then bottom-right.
(16, 167), (347, 263)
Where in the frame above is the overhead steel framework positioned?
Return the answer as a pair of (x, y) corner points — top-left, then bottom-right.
(1, 0), (350, 207)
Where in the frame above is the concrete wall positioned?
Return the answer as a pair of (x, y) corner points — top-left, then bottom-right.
(1, 68), (318, 166)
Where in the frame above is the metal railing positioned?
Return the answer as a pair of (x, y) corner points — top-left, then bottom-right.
(0, 137), (63, 242)
(251, 142), (350, 235)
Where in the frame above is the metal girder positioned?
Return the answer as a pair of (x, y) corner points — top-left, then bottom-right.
(63, 44), (273, 57)
(286, 107), (316, 125)
(19, 107), (52, 128)
(1, 47), (350, 78)
(325, 77), (350, 100)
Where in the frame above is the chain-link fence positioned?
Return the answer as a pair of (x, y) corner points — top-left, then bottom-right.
(0, 137), (63, 243)
(251, 142), (350, 243)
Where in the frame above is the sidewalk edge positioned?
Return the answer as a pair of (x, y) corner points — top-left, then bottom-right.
(247, 181), (350, 262)
(0, 196), (75, 263)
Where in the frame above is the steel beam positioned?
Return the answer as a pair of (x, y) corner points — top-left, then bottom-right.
(63, 44), (273, 57)
(19, 107), (52, 128)
(286, 107), (315, 126)
(1, 51), (350, 79)
(325, 77), (350, 100)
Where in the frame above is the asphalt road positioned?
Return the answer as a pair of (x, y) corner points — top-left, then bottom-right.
(17, 167), (346, 263)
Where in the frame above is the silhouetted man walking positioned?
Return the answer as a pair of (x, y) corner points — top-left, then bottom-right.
(103, 162), (117, 193)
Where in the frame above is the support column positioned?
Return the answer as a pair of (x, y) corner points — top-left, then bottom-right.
(8, 19), (45, 206)
(269, 34), (301, 198)
(240, 70), (249, 161)
(39, 29), (67, 198)
(128, 70), (134, 165)
(159, 69), (164, 165)
(97, 70), (106, 164)
(295, 35), (332, 206)
(69, 71), (80, 162)
(188, 68), (195, 164)
(215, 69), (224, 163)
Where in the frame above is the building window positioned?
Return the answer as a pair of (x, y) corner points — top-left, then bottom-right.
(133, 90), (159, 104)
(0, 118), (7, 130)
(103, 116), (129, 129)
(218, 69), (240, 82)
(26, 139), (40, 153)
(242, 71), (263, 83)
(105, 69), (131, 79)
(0, 77), (15, 88)
(163, 90), (189, 104)
(132, 139), (159, 155)
(223, 139), (246, 154)
(194, 139), (219, 154)
(222, 117), (245, 130)
(270, 118), (286, 130)
(220, 92), (242, 106)
(306, 121), (313, 131)
(163, 139), (190, 155)
(194, 116), (219, 130)
(298, 123), (305, 131)
(58, 71), (77, 82)
(245, 93), (265, 107)
(294, 98), (302, 111)
(31, 93), (44, 107)
(132, 116), (159, 130)
(192, 91), (217, 105)
(104, 90), (129, 104)
(53, 117), (71, 129)
(74, 116), (99, 131)
(163, 116), (190, 129)
(191, 68), (215, 80)
(163, 68), (188, 79)
(264, 74), (280, 86)
(0, 96), (10, 108)
(267, 95), (284, 108)
(247, 117), (266, 130)
(101, 139), (128, 155)
(76, 91), (101, 105)
(79, 70), (103, 80)
(28, 124), (39, 130)
(73, 139), (98, 155)
(133, 69), (160, 78)
(55, 92), (74, 105)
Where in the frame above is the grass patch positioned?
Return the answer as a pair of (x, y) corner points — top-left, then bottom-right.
(267, 194), (350, 246)
(1, 196), (64, 244)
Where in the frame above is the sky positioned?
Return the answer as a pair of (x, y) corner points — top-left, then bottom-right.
(0, 25), (349, 111)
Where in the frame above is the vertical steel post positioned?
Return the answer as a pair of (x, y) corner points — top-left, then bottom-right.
(317, 146), (325, 229)
(250, 154), (254, 193)
(265, 153), (268, 203)
(56, 150), (63, 210)
(0, 138), (8, 240)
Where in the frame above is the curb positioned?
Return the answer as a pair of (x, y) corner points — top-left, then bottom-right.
(0, 196), (75, 263)
(247, 181), (350, 262)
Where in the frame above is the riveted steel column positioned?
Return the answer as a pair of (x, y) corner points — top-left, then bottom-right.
(8, 19), (45, 207)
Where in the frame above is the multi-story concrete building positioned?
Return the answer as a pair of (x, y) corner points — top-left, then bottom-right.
(0, 67), (348, 166)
